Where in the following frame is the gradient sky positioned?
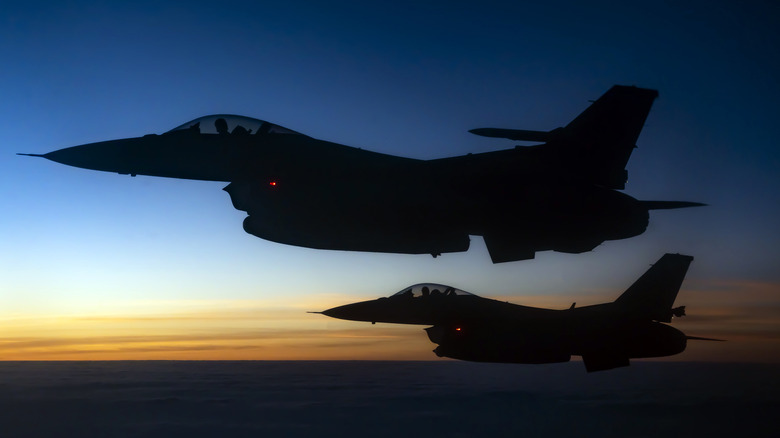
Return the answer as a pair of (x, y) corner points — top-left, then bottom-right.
(1, 1), (778, 362)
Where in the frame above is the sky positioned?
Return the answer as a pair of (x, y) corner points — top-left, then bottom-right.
(1, 0), (778, 362)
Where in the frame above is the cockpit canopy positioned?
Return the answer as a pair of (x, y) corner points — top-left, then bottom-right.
(391, 283), (475, 298)
(166, 114), (304, 136)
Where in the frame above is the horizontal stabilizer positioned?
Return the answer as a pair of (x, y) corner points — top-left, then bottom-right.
(641, 201), (707, 210)
(468, 128), (557, 142)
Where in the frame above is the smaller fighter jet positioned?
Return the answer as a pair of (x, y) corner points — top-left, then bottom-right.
(316, 253), (721, 372)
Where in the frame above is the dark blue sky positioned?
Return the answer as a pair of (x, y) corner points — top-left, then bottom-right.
(1, 1), (778, 360)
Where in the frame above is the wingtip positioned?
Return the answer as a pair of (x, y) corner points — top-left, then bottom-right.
(17, 153), (45, 157)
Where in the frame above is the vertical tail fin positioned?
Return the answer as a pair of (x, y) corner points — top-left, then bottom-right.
(468, 85), (659, 189)
(614, 253), (693, 322)
(558, 85), (659, 189)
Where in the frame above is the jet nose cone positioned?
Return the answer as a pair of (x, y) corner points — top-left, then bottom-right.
(321, 304), (351, 320)
(42, 147), (82, 166)
(42, 143), (123, 170)
(319, 300), (381, 323)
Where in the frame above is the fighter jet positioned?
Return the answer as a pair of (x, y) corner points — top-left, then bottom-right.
(20, 85), (703, 263)
(316, 254), (722, 372)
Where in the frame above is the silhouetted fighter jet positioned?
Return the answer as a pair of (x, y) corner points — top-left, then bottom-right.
(316, 253), (722, 372)
(20, 86), (703, 262)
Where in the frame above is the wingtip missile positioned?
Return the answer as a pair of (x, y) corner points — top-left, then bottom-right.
(469, 128), (553, 142)
(641, 201), (707, 210)
(686, 336), (726, 342)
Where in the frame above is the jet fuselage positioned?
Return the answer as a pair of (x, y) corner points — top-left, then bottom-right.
(319, 254), (707, 372)
(322, 292), (686, 363)
(34, 121), (652, 259)
(23, 86), (704, 262)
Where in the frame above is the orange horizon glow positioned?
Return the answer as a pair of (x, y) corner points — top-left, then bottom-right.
(1, 280), (778, 362)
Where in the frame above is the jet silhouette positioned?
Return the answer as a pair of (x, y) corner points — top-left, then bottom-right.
(20, 86), (703, 263)
(317, 253), (722, 372)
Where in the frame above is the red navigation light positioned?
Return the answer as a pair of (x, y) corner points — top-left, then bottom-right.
(455, 327), (461, 331)
(269, 181), (277, 186)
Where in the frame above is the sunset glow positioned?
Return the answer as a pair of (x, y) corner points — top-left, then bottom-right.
(1, 2), (778, 366)
(2, 278), (778, 362)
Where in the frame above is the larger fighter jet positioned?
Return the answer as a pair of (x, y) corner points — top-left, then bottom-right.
(20, 86), (703, 263)
(316, 253), (722, 372)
